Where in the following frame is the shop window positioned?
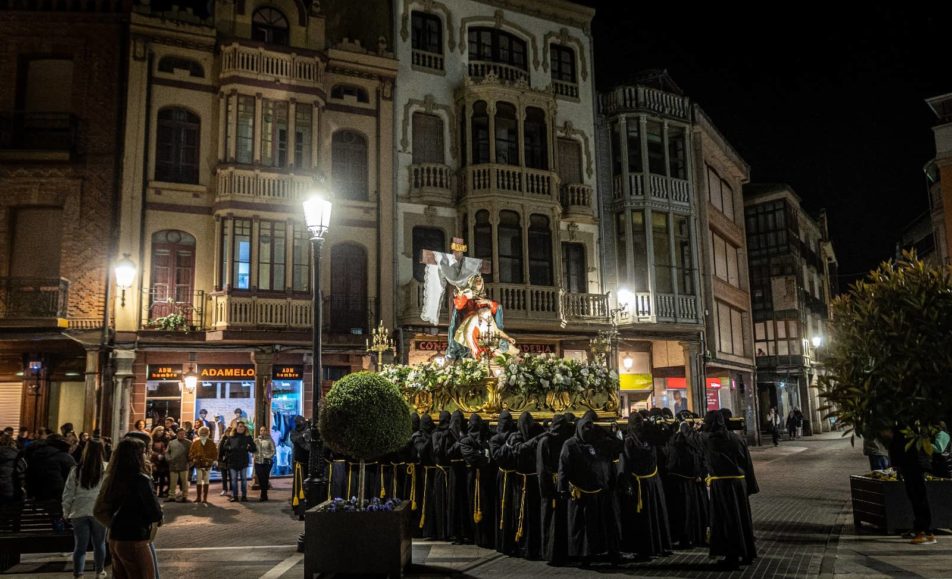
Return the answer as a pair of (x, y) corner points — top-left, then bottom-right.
(257, 221), (287, 291)
(523, 107), (548, 170)
(494, 102), (518, 166)
(412, 112), (445, 165)
(332, 130), (369, 201)
(550, 44), (576, 84)
(474, 210), (493, 282)
(330, 84), (369, 103)
(411, 12), (442, 55)
(157, 56), (204, 78)
(294, 106), (312, 168)
(646, 121), (665, 176)
(668, 125), (686, 179)
(528, 214), (552, 286)
(558, 138), (582, 185)
(260, 100), (289, 168)
(155, 107), (200, 184)
(412, 226), (445, 282)
(329, 244), (368, 332)
(562, 242), (587, 293)
(251, 7), (289, 45)
(470, 101), (490, 164)
(467, 27), (527, 71)
(497, 210), (523, 284)
(150, 230), (196, 323)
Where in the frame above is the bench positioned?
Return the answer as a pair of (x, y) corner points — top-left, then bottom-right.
(0, 499), (75, 572)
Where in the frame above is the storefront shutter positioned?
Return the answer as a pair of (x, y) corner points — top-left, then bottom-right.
(0, 383), (23, 432)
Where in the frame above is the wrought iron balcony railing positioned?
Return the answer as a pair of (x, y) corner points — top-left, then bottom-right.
(142, 289), (206, 331)
(0, 277), (69, 322)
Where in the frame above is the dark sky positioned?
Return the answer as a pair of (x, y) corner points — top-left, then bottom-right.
(584, 3), (952, 286)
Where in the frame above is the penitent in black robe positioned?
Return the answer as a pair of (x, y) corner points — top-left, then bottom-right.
(413, 414), (446, 539)
(460, 413), (496, 549)
(490, 410), (518, 555)
(703, 411), (758, 563)
(497, 412), (545, 560)
(537, 413), (574, 565)
(664, 423), (710, 548)
(422, 412), (452, 540)
(620, 414), (672, 558)
(439, 410), (472, 544)
(558, 411), (622, 560)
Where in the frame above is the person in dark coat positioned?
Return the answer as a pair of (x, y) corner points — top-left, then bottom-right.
(460, 413), (496, 549)
(888, 426), (936, 543)
(495, 411), (544, 559)
(703, 411), (758, 569)
(558, 410), (622, 565)
(220, 422), (257, 502)
(24, 434), (75, 513)
(664, 421), (709, 549)
(537, 413), (575, 565)
(620, 413), (672, 560)
(407, 413), (424, 535)
(442, 410), (472, 544)
(414, 413), (447, 539)
(430, 411), (456, 541)
(0, 433), (26, 504)
(490, 410), (518, 554)
(289, 416), (310, 517)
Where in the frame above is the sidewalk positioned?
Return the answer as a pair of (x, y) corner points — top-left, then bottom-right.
(8, 431), (950, 578)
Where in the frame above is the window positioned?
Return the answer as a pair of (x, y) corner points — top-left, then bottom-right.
(150, 230), (196, 322)
(550, 44), (576, 83)
(251, 7), (289, 45)
(412, 227), (446, 282)
(411, 12), (442, 55)
(260, 100), (288, 168)
(467, 27), (527, 70)
(523, 107), (547, 170)
(631, 211), (648, 292)
(646, 121), (665, 175)
(707, 165), (736, 222)
(616, 212), (628, 284)
(412, 112), (445, 164)
(557, 138), (582, 185)
(157, 56), (204, 77)
(668, 126), (686, 179)
(330, 85), (369, 103)
(712, 232), (740, 287)
(232, 219), (252, 289)
(470, 101), (490, 164)
(294, 106), (312, 168)
(754, 318), (799, 358)
(10, 207), (63, 279)
(716, 302), (748, 357)
(19, 58), (73, 113)
(234, 95), (255, 164)
(332, 131), (369, 201)
(155, 108), (200, 184)
(610, 122), (622, 177)
(562, 242), (586, 293)
(494, 102), (518, 165)
(329, 244), (368, 333)
(528, 215), (553, 285)
(292, 226), (310, 292)
(497, 210), (523, 283)
(652, 212), (672, 293)
(257, 221), (286, 291)
(674, 215), (694, 295)
(474, 210), (493, 282)
(627, 121), (643, 174)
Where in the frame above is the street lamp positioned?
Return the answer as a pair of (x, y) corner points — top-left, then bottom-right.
(114, 254), (137, 307)
(811, 335), (823, 348)
(622, 354), (634, 372)
(302, 192), (332, 508)
(182, 369), (198, 394)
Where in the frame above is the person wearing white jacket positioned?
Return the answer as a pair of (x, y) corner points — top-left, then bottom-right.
(62, 439), (108, 578)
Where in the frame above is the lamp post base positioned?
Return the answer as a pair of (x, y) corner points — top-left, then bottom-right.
(304, 474), (328, 510)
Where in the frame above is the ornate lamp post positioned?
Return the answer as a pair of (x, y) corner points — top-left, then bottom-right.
(303, 192), (332, 508)
(365, 321), (395, 371)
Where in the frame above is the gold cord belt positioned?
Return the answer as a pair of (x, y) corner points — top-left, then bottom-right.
(632, 466), (659, 513)
(515, 472), (537, 542)
(705, 474), (745, 487)
(418, 466), (429, 528)
(407, 464), (417, 511)
(569, 482), (602, 501)
(498, 468), (516, 530)
(473, 468), (483, 524)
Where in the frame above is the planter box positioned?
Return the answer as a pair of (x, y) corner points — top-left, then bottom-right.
(850, 475), (952, 533)
(304, 501), (412, 577)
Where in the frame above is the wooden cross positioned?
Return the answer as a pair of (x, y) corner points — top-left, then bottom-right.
(419, 237), (491, 274)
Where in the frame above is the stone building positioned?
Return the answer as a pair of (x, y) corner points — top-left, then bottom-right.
(0, 0), (127, 434)
(925, 92), (952, 265)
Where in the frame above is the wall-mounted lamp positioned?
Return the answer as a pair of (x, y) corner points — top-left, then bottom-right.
(622, 354), (634, 371)
(114, 254), (137, 307)
(811, 336), (823, 348)
(182, 367), (198, 394)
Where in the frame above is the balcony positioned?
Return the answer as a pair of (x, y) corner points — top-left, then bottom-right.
(210, 293), (311, 331)
(463, 164), (558, 202)
(216, 167), (317, 205)
(560, 183), (594, 218)
(467, 61), (529, 84)
(411, 49), (444, 72)
(613, 172), (690, 206)
(323, 295), (376, 335)
(0, 112), (78, 160)
(141, 289), (206, 331)
(408, 163), (454, 204)
(599, 85), (691, 121)
(552, 80), (579, 99)
(562, 292), (609, 322)
(654, 293), (700, 323)
(220, 42), (323, 87)
(0, 277), (69, 328)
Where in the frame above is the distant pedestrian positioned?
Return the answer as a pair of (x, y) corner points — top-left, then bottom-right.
(931, 422), (952, 479)
(166, 428), (191, 502)
(793, 409), (804, 438)
(16, 426), (31, 449)
(887, 427), (936, 544)
(0, 433), (26, 504)
(188, 427), (217, 505)
(766, 408), (781, 446)
(221, 422), (256, 502)
(24, 433), (75, 530)
(786, 411), (797, 440)
(289, 416), (309, 519)
(61, 422), (75, 437)
(62, 439), (107, 578)
(149, 427), (169, 498)
(863, 435), (890, 471)
(218, 427), (233, 496)
(254, 426), (276, 502)
(95, 437), (163, 579)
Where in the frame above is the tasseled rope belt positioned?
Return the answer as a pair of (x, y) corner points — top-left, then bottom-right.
(569, 482), (602, 500)
(515, 472), (537, 542)
(418, 465), (446, 529)
(631, 466), (659, 513)
(498, 468), (516, 530)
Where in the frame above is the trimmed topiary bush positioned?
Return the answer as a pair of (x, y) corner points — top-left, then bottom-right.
(319, 371), (412, 461)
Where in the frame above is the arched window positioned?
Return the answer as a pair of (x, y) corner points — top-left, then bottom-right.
(412, 227), (445, 282)
(494, 102), (518, 166)
(497, 210), (523, 284)
(550, 45), (576, 84)
(252, 7), (289, 45)
(524, 107), (547, 170)
(528, 215), (552, 286)
(156, 107), (200, 184)
(157, 56), (204, 78)
(150, 230), (196, 324)
(411, 112), (444, 164)
(332, 130), (369, 201)
(468, 27), (527, 71)
(329, 244), (368, 333)
(470, 101), (489, 165)
(474, 210), (493, 282)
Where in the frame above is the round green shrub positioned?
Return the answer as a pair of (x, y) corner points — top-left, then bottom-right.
(319, 371), (412, 461)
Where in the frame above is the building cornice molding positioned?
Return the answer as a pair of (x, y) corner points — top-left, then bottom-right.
(473, 0), (594, 33)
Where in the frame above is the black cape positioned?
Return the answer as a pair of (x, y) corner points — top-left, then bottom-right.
(664, 422), (710, 547)
(620, 414), (672, 557)
(490, 410), (518, 554)
(497, 412), (544, 559)
(537, 413), (574, 564)
(460, 413), (496, 549)
(421, 412), (451, 540)
(703, 412), (758, 561)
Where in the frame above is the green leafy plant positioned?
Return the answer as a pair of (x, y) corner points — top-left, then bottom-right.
(149, 312), (189, 331)
(818, 251), (952, 453)
(319, 371), (412, 461)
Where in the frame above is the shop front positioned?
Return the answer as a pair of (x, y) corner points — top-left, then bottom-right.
(269, 365), (304, 476)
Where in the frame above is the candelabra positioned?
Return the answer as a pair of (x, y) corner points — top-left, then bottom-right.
(366, 320), (395, 370)
(475, 322), (499, 363)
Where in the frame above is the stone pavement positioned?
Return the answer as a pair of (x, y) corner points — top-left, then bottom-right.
(9, 431), (951, 578)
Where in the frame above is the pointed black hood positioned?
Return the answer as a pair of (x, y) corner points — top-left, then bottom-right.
(468, 413), (487, 440)
(437, 410), (451, 430)
(576, 410), (597, 443)
(450, 410), (465, 437)
(704, 410), (727, 433)
(496, 410), (515, 434)
(411, 412), (420, 433)
(420, 414), (435, 434)
(549, 413), (574, 439)
(517, 411), (536, 440)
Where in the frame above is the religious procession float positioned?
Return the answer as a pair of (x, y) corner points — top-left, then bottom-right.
(380, 242), (619, 421)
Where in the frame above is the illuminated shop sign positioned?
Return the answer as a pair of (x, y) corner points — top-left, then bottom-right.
(147, 365), (182, 381)
(198, 364), (255, 378)
(273, 366), (303, 380)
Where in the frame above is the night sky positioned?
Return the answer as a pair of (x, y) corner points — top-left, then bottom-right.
(584, 2), (952, 288)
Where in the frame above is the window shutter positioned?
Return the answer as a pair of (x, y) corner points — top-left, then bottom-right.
(558, 138), (582, 185)
(412, 113), (444, 164)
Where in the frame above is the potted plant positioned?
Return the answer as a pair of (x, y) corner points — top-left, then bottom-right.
(305, 371), (413, 577)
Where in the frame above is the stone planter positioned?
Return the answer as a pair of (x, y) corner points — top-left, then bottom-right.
(851, 475), (952, 533)
(304, 500), (412, 577)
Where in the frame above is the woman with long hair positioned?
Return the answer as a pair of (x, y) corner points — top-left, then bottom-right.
(97, 438), (162, 579)
(62, 439), (108, 578)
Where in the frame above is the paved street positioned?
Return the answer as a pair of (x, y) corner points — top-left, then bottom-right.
(10, 432), (950, 578)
